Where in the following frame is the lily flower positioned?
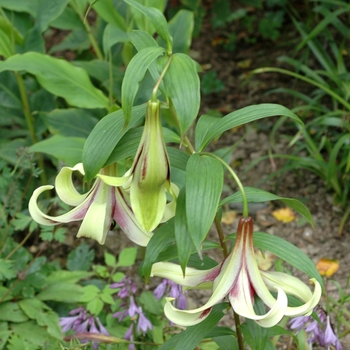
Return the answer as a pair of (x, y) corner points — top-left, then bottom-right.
(29, 163), (152, 246)
(128, 99), (173, 232)
(151, 217), (322, 327)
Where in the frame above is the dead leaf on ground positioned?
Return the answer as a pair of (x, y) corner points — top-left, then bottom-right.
(316, 258), (340, 277)
(255, 250), (275, 271)
(221, 210), (237, 225)
(272, 207), (295, 223)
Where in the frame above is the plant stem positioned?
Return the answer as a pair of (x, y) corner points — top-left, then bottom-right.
(201, 152), (249, 217)
(152, 54), (173, 102)
(234, 308), (245, 350)
(14, 72), (48, 187)
(214, 213), (228, 258)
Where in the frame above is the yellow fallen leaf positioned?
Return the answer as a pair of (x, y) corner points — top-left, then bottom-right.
(255, 250), (275, 271)
(221, 210), (237, 225)
(272, 207), (295, 223)
(316, 258), (340, 277)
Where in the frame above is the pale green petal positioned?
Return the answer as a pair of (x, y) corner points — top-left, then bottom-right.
(29, 185), (91, 225)
(261, 272), (322, 317)
(229, 266), (288, 328)
(151, 262), (220, 288)
(97, 174), (129, 186)
(55, 163), (88, 206)
(161, 183), (179, 223)
(114, 188), (152, 247)
(163, 298), (213, 327)
(77, 201), (110, 245)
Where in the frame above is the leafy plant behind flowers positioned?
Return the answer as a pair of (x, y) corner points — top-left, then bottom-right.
(250, 0), (350, 234)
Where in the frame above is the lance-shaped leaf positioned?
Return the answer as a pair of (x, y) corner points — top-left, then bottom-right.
(220, 187), (313, 226)
(138, 219), (175, 282)
(195, 104), (303, 151)
(174, 187), (194, 274)
(0, 52), (109, 109)
(83, 104), (146, 182)
(124, 0), (173, 53)
(121, 46), (165, 124)
(163, 53), (200, 135)
(91, 0), (126, 30)
(168, 10), (194, 53)
(186, 154), (223, 251)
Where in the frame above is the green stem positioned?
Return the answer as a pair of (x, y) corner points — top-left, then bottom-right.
(152, 54), (173, 102)
(234, 308), (245, 350)
(71, 1), (104, 61)
(200, 152), (249, 217)
(183, 136), (195, 154)
(14, 72), (48, 187)
(214, 213), (228, 258)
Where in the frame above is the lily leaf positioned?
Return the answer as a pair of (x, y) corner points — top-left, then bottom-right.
(220, 187), (313, 226)
(121, 46), (165, 124)
(186, 154), (223, 251)
(195, 104), (303, 151)
(83, 104), (146, 182)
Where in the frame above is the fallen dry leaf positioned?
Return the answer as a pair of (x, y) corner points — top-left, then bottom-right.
(316, 258), (340, 277)
(272, 207), (295, 223)
(255, 250), (275, 271)
(221, 210), (237, 225)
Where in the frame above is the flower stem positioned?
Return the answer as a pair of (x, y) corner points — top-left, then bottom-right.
(214, 213), (228, 258)
(234, 310), (245, 350)
(200, 153), (249, 217)
(152, 54), (173, 102)
(14, 72), (48, 187)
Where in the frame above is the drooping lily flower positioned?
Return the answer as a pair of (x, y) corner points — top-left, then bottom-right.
(128, 99), (172, 232)
(29, 163), (152, 246)
(151, 217), (322, 327)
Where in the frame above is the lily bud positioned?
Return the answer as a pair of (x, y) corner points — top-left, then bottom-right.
(129, 100), (171, 232)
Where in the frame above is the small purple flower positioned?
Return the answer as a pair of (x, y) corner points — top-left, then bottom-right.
(59, 307), (109, 350)
(128, 296), (140, 317)
(111, 277), (137, 298)
(153, 279), (187, 310)
(137, 308), (153, 334)
(125, 324), (135, 350)
(289, 307), (342, 349)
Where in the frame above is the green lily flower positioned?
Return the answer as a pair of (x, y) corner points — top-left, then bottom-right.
(151, 217), (322, 327)
(101, 100), (175, 232)
(29, 163), (152, 246)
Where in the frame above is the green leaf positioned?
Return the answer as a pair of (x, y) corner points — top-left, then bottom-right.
(36, 283), (83, 303)
(0, 29), (13, 58)
(168, 10), (194, 53)
(220, 187), (313, 226)
(117, 247), (138, 267)
(0, 302), (28, 323)
(50, 6), (85, 30)
(0, 0), (39, 16)
(195, 104), (303, 151)
(129, 30), (159, 51)
(104, 252), (117, 267)
(92, 0), (126, 30)
(159, 303), (228, 350)
(121, 46), (165, 124)
(103, 24), (129, 55)
(174, 187), (194, 274)
(139, 219), (175, 282)
(66, 242), (95, 271)
(163, 53), (200, 135)
(82, 104), (146, 182)
(8, 334), (38, 350)
(29, 135), (85, 166)
(0, 259), (16, 281)
(45, 270), (92, 285)
(49, 28), (90, 54)
(0, 329), (12, 350)
(124, 0), (173, 52)
(34, 0), (71, 32)
(87, 297), (104, 316)
(0, 52), (109, 109)
(186, 154), (223, 250)
(40, 109), (98, 138)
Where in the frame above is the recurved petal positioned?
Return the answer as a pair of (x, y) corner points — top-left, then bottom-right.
(29, 185), (89, 226)
(229, 266), (288, 328)
(150, 262), (221, 288)
(77, 200), (110, 245)
(114, 188), (153, 247)
(261, 272), (322, 317)
(97, 174), (130, 186)
(164, 298), (213, 327)
(55, 163), (88, 206)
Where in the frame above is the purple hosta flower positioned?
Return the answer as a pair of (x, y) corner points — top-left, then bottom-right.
(125, 324), (135, 350)
(137, 307), (153, 333)
(154, 279), (187, 310)
(111, 276), (137, 298)
(59, 308), (109, 350)
(289, 307), (342, 349)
